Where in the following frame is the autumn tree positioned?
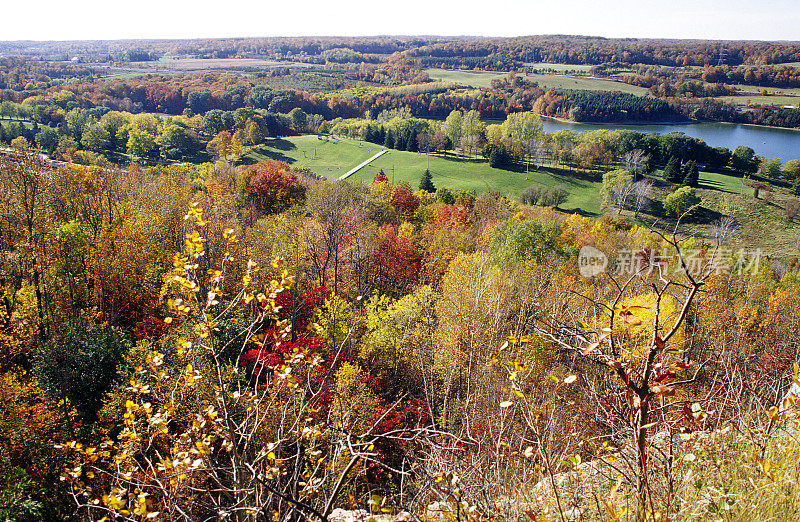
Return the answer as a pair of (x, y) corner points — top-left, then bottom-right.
(0, 151), (50, 339)
(59, 207), (424, 520)
(442, 110), (463, 154)
(390, 183), (420, 220)
(127, 127), (158, 160)
(371, 224), (420, 296)
(303, 182), (365, 294)
(239, 161), (306, 217)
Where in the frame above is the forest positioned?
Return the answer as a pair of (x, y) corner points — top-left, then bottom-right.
(3, 33), (800, 132)
(1, 33), (800, 522)
(2, 104), (800, 520)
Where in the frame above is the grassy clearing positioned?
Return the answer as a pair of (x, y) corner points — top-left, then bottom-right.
(424, 68), (650, 95)
(526, 63), (596, 73)
(98, 71), (147, 80)
(698, 170), (748, 194)
(248, 136), (800, 250)
(129, 57), (312, 71)
(0, 117), (56, 131)
(247, 135), (603, 215)
(719, 94), (800, 107)
(637, 167), (800, 257)
(700, 182), (800, 257)
(524, 73), (650, 95)
(731, 84), (800, 96)
(423, 68), (505, 88)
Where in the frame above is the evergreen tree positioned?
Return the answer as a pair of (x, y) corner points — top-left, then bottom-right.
(419, 169), (435, 193)
(682, 160), (699, 187)
(364, 125), (376, 143)
(489, 147), (501, 168)
(34, 319), (127, 424)
(406, 131), (417, 152)
(383, 129), (394, 148)
(663, 156), (682, 183)
(393, 130), (405, 151)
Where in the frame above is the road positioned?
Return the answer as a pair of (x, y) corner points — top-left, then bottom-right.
(338, 149), (389, 180)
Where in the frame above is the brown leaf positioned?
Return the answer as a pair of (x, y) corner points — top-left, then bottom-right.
(651, 385), (675, 396)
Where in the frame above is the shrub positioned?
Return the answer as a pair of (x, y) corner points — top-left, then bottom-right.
(521, 186), (568, 208)
(664, 186), (701, 217)
(787, 199), (800, 222)
(33, 319), (127, 424)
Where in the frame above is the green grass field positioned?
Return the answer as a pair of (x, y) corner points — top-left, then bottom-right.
(731, 84), (800, 96)
(525, 63), (596, 73)
(248, 135), (603, 215)
(129, 57), (312, 71)
(98, 72), (147, 80)
(424, 68), (650, 95)
(0, 117), (55, 131)
(718, 94), (800, 107)
(698, 170), (749, 194)
(423, 68), (506, 88)
(248, 135), (800, 257)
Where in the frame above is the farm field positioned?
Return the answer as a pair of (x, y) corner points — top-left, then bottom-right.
(718, 94), (800, 107)
(423, 68), (506, 88)
(248, 135), (603, 215)
(128, 57), (313, 71)
(731, 84), (800, 96)
(524, 73), (650, 95)
(525, 62), (596, 73)
(424, 67), (650, 95)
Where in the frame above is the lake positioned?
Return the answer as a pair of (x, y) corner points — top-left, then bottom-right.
(540, 120), (800, 161)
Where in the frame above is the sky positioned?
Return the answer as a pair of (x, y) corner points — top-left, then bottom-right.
(2, 0), (798, 42)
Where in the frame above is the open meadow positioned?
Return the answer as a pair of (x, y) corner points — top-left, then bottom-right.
(248, 135), (604, 214)
(424, 67), (650, 95)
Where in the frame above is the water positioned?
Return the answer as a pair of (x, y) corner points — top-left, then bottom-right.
(540, 120), (800, 161)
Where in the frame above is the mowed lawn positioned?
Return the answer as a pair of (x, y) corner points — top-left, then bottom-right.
(698, 170), (747, 193)
(718, 94), (800, 107)
(248, 135), (602, 215)
(424, 68), (650, 95)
